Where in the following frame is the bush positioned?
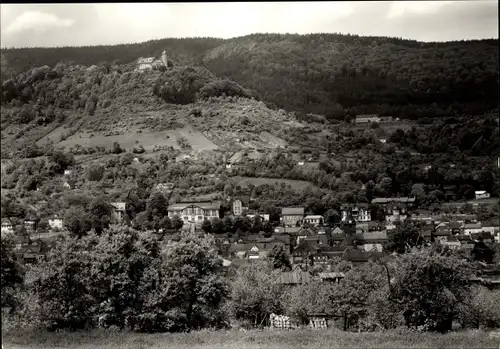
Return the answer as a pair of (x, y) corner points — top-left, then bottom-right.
(198, 79), (254, 100)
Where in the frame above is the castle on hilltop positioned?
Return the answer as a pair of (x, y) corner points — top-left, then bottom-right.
(136, 50), (169, 71)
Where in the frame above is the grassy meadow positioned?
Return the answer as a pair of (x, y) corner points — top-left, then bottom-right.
(3, 328), (499, 349)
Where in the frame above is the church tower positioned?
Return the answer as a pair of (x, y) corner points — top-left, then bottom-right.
(341, 208), (357, 244)
(161, 50), (168, 68)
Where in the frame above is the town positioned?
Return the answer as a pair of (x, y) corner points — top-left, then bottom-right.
(1, 4), (499, 347)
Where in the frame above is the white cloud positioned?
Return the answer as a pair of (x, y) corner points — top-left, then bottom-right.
(3, 10), (75, 34)
(387, 1), (454, 19)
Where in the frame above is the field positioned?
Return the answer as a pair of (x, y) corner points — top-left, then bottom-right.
(37, 125), (218, 152)
(231, 176), (319, 190)
(2, 328), (499, 349)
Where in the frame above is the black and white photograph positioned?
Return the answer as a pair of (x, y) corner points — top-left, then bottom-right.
(1, 1), (499, 348)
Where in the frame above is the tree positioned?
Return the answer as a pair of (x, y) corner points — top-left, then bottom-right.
(390, 246), (473, 333)
(26, 235), (97, 330)
(323, 209), (340, 226)
(229, 260), (283, 327)
(64, 206), (92, 238)
(201, 219), (212, 233)
(171, 215), (184, 231)
(88, 197), (112, 235)
(282, 280), (335, 325)
(49, 150), (75, 173)
(112, 142), (123, 154)
(142, 232), (230, 331)
(210, 217), (224, 235)
(331, 261), (386, 331)
(267, 244), (292, 271)
(471, 239), (495, 264)
(1, 233), (24, 311)
(386, 221), (424, 254)
(86, 164), (105, 182)
(251, 215), (264, 234)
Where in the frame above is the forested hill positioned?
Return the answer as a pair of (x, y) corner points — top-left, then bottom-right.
(2, 33), (498, 120)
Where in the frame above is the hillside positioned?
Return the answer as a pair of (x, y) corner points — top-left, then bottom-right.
(0, 61), (300, 158)
(2, 33), (498, 120)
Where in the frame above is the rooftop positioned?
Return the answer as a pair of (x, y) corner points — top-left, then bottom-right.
(168, 201), (221, 211)
(282, 207), (305, 215)
(371, 197), (416, 204)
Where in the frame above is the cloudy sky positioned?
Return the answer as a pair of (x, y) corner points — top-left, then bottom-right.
(0, 1), (497, 48)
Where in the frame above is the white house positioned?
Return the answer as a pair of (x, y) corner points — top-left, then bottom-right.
(464, 223), (482, 235)
(475, 191), (490, 200)
(111, 202), (126, 224)
(168, 201), (220, 226)
(298, 161), (305, 166)
(246, 213), (270, 222)
(64, 170), (72, 176)
(48, 217), (64, 230)
(341, 205), (371, 222)
(1, 219), (13, 234)
(232, 200), (249, 216)
(303, 215), (323, 226)
(379, 139), (387, 144)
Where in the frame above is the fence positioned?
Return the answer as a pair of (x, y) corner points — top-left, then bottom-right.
(269, 313), (293, 330)
(309, 317), (328, 329)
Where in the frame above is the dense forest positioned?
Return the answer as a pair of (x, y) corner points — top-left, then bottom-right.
(2, 33), (498, 120)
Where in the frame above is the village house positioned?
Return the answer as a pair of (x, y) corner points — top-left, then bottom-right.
(167, 201), (220, 226)
(384, 203), (409, 222)
(281, 207), (305, 227)
(433, 222), (451, 241)
(1, 218), (13, 234)
(274, 226), (302, 235)
(356, 231), (388, 252)
(246, 213), (270, 222)
(355, 114), (380, 124)
(379, 138), (387, 144)
(371, 197), (416, 209)
(229, 242), (282, 260)
(48, 216), (64, 230)
(277, 267), (312, 286)
(475, 191), (491, 200)
(318, 272), (345, 284)
(464, 223), (482, 235)
(440, 237), (462, 250)
(63, 180), (75, 189)
(155, 182), (175, 192)
(15, 242), (50, 265)
(232, 197), (250, 216)
(303, 215), (324, 227)
(471, 232), (494, 243)
(64, 169), (72, 176)
(342, 248), (384, 264)
(481, 222), (500, 235)
(341, 204), (371, 222)
(23, 214), (39, 233)
(379, 116), (394, 123)
(136, 50), (168, 71)
(111, 202), (126, 224)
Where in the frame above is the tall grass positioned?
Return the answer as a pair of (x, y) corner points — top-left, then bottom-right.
(3, 327), (499, 349)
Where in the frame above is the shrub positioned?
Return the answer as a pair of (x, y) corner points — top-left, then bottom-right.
(198, 79), (254, 100)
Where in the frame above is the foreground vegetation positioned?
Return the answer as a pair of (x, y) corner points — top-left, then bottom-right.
(2, 327), (499, 349)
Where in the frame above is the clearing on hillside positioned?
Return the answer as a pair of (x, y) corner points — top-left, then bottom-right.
(231, 176), (319, 190)
(40, 125), (217, 152)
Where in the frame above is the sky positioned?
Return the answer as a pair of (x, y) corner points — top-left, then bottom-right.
(0, 1), (498, 48)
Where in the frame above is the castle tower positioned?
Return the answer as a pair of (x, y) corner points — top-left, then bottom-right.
(341, 208), (357, 241)
(161, 50), (168, 68)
